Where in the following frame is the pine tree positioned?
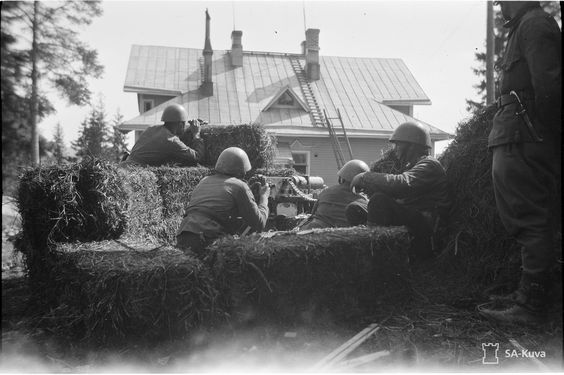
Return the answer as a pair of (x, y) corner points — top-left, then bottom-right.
(466, 2), (561, 113)
(1, 1), (104, 165)
(52, 122), (66, 164)
(109, 110), (129, 162)
(72, 99), (111, 160)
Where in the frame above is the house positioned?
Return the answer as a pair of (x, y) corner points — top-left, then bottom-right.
(119, 11), (451, 186)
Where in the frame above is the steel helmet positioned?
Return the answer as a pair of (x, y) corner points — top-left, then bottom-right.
(161, 103), (188, 122)
(215, 147), (252, 177)
(337, 159), (369, 183)
(390, 122), (432, 149)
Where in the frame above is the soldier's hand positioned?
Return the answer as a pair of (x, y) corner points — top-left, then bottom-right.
(350, 172), (366, 193)
(189, 119), (201, 138)
(259, 183), (270, 198)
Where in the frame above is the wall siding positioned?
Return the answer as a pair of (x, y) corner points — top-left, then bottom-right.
(277, 136), (392, 186)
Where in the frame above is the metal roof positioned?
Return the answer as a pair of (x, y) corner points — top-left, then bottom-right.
(122, 45), (449, 139)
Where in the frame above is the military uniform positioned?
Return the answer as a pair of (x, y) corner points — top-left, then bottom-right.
(489, 3), (561, 279)
(300, 183), (367, 230)
(122, 125), (205, 167)
(176, 174), (269, 255)
(347, 155), (450, 261)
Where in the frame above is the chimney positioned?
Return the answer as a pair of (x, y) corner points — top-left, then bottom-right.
(300, 40), (306, 55)
(305, 28), (320, 81)
(202, 9), (213, 96)
(231, 30), (243, 67)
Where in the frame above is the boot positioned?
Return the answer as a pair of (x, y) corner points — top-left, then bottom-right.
(479, 273), (549, 325)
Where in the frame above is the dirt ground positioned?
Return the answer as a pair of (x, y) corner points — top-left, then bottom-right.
(2, 197), (562, 372)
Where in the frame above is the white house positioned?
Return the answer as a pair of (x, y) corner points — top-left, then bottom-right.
(119, 12), (451, 185)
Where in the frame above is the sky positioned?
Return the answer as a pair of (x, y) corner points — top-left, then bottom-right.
(38, 0), (490, 155)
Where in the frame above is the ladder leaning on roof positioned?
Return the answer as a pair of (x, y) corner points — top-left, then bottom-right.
(323, 108), (354, 170)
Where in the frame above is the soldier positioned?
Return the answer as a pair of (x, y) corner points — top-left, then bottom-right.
(176, 147), (270, 256)
(479, 1), (561, 324)
(121, 103), (204, 167)
(299, 159), (369, 230)
(347, 122), (450, 264)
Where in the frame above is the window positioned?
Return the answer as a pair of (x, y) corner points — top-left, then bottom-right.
(276, 91), (295, 107)
(142, 99), (154, 113)
(291, 151), (309, 175)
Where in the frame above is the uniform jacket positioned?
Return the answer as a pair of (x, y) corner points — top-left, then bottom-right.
(123, 125), (205, 166)
(489, 3), (562, 147)
(359, 155), (450, 215)
(177, 174), (269, 239)
(304, 183), (367, 228)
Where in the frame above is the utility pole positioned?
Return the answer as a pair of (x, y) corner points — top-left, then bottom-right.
(30, 1), (40, 165)
(486, 0), (495, 105)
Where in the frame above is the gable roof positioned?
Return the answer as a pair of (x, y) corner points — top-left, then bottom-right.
(122, 45), (450, 140)
(262, 85), (309, 112)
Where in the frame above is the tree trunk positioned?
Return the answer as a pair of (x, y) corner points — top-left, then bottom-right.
(486, 1), (495, 105)
(30, 1), (40, 165)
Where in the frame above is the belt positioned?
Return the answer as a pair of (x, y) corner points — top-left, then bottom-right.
(496, 92), (534, 109)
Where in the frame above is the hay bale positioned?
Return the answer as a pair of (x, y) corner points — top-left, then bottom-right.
(200, 124), (275, 170)
(15, 158), (127, 278)
(116, 166), (165, 241)
(437, 105), (517, 286)
(41, 239), (220, 346)
(208, 226), (411, 323)
(16, 158), (126, 246)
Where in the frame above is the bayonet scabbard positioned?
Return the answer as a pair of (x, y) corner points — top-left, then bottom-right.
(509, 90), (543, 142)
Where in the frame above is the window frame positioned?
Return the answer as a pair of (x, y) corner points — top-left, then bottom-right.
(291, 151), (310, 175)
(142, 99), (155, 113)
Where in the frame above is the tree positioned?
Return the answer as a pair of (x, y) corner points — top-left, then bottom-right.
(466, 2), (561, 113)
(109, 110), (129, 163)
(72, 99), (111, 160)
(52, 122), (66, 164)
(1, 1), (104, 165)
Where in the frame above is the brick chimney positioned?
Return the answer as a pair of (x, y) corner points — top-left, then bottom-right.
(202, 9), (213, 96)
(231, 30), (243, 67)
(301, 40), (306, 55)
(305, 28), (320, 81)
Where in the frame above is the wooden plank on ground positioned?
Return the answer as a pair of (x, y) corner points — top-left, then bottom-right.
(311, 323), (380, 371)
(334, 350), (390, 370)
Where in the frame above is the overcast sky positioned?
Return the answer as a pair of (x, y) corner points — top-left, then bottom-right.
(40, 0), (490, 154)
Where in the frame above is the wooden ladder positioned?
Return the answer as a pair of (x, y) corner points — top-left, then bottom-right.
(324, 108), (354, 170)
(289, 57), (325, 127)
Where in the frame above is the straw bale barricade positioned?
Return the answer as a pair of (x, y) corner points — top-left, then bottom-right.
(14, 124), (412, 345)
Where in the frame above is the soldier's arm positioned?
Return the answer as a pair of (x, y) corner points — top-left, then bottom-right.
(361, 159), (443, 197)
(234, 183), (269, 232)
(168, 136), (204, 166)
(522, 17), (562, 126)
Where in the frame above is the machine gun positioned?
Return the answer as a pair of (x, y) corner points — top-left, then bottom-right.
(249, 174), (325, 218)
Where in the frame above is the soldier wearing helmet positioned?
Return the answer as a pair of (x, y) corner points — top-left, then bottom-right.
(347, 122), (450, 263)
(176, 147), (270, 255)
(120, 103), (204, 167)
(299, 159), (369, 230)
